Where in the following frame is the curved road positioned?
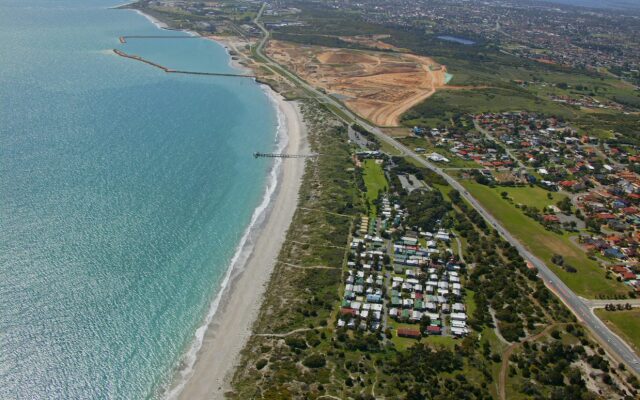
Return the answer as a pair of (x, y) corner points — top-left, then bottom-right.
(253, 4), (640, 375)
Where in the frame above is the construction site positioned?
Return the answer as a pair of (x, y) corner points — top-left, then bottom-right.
(265, 39), (448, 127)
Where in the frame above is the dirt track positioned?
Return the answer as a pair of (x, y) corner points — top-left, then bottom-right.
(266, 40), (447, 126)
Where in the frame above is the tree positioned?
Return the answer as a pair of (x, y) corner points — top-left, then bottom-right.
(557, 197), (572, 213)
(302, 354), (326, 368)
(551, 254), (564, 266)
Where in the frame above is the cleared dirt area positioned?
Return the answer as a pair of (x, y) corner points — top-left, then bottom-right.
(337, 34), (407, 52)
(266, 40), (448, 126)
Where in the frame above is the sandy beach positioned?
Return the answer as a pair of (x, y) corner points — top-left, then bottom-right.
(205, 35), (255, 73)
(116, 8), (309, 398)
(168, 93), (308, 400)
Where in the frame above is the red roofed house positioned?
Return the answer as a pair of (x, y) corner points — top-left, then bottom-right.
(611, 265), (628, 274)
(560, 180), (578, 189)
(426, 325), (442, 335)
(543, 215), (560, 223)
(397, 328), (421, 339)
(340, 308), (357, 316)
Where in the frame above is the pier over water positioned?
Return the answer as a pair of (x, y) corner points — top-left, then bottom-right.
(119, 35), (201, 44)
(253, 152), (319, 159)
(112, 49), (255, 78)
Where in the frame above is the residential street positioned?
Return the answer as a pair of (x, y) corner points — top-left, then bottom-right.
(253, 5), (640, 375)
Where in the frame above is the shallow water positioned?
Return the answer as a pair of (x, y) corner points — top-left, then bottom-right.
(0, 1), (277, 398)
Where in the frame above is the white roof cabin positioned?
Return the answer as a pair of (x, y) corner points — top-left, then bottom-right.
(425, 312), (440, 320)
(401, 236), (418, 246)
(451, 327), (468, 336)
(451, 320), (467, 328)
(452, 303), (465, 312)
(451, 313), (467, 321)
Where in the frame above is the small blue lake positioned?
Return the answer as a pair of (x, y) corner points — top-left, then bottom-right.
(437, 35), (476, 45)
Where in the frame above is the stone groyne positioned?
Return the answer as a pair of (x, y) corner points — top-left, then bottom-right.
(112, 49), (255, 78)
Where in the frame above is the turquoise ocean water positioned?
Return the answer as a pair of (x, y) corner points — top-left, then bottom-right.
(0, 1), (279, 398)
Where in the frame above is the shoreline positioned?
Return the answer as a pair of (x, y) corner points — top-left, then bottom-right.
(119, 7), (309, 399)
(132, 9), (168, 30)
(203, 35), (252, 75)
(169, 93), (307, 400)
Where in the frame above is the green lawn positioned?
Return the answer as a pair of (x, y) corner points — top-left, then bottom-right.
(497, 186), (567, 210)
(466, 289), (477, 317)
(461, 181), (628, 298)
(595, 309), (640, 354)
(362, 159), (387, 216)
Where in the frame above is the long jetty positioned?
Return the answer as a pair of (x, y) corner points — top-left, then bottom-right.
(253, 152), (319, 159)
(119, 35), (200, 44)
(112, 49), (255, 78)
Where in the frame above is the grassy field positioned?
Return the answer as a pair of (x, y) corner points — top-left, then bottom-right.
(497, 185), (568, 210)
(461, 181), (628, 298)
(389, 321), (457, 350)
(595, 309), (640, 354)
(362, 159), (387, 216)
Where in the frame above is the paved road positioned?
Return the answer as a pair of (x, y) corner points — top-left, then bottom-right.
(473, 120), (526, 169)
(253, 5), (640, 375)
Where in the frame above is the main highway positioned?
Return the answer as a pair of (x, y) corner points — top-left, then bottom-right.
(253, 4), (640, 375)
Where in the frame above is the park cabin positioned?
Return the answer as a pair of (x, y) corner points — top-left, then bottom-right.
(397, 328), (421, 339)
(426, 325), (441, 335)
(451, 312), (467, 321)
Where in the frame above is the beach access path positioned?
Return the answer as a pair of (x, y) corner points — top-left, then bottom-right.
(173, 95), (308, 400)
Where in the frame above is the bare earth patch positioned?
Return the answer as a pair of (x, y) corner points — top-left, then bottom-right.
(266, 40), (448, 127)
